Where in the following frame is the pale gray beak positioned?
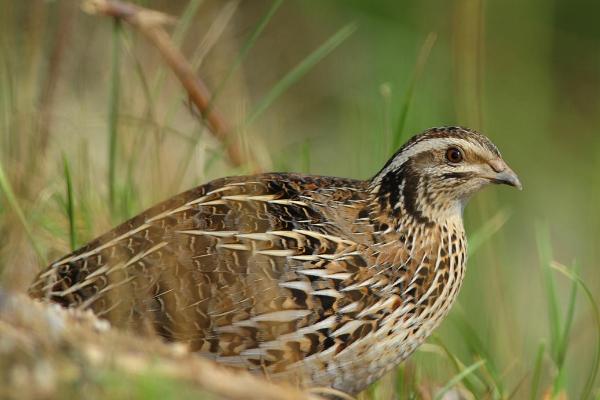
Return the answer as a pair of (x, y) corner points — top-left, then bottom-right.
(488, 159), (522, 190)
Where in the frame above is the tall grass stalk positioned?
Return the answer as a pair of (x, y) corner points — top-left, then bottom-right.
(467, 208), (511, 256)
(535, 223), (562, 362)
(150, 0), (205, 102)
(434, 360), (485, 400)
(536, 224), (599, 398)
(530, 341), (546, 400)
(210, 0), (284, 107)
(108, 19), (122, 215)
(0, 160), (43, 259)
(550, 261), (600, 399)
(391, 32), (436, 153)
(449, 309), (504, 395)
(62, 155), (77, 251)
(167, 0), (283, 191)
(245, 23), (356, 126)
(431, 336), (487, 396)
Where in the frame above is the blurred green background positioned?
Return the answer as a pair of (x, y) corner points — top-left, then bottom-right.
(1, 0), (599, 398)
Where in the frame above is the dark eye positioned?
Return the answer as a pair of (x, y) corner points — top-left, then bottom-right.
(446, 147), (463, 163)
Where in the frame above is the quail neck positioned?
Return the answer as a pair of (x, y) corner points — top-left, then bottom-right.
(29, 126), (521, 394)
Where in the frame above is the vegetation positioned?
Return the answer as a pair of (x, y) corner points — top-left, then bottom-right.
(0, 0), (598, 398)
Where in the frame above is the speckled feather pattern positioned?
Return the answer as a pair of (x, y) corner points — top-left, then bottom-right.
(28, 127), (511, 394)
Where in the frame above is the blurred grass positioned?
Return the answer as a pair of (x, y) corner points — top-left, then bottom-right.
(108, 19), (122, 216)
(0, 159), (43, 259)
(391, 31), (437, 154)
(0, 0), (599, 399)
(244, 22), (356, 126)
(98, 370), (214, 400)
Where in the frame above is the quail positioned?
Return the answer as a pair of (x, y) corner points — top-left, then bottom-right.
(29, 126), (521, 394)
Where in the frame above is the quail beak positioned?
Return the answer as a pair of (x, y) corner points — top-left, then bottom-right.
(487, 159), (523, 190)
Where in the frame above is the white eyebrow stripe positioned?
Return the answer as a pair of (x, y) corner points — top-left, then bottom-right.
(373, 138), (476, 184)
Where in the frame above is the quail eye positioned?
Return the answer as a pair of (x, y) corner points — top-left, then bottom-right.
(446, 147), (463, 163)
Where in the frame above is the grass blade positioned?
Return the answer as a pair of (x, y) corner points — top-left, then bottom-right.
(108, 19), (122, 214)
(535, 222), (562, 362)
(211, 0), (283, 106)
(434, 359), (486, 400)
(431, 336), (487, 395)
(507, 373), (529, 400)
(391, 32), (437, 153)
(550, 261), (600, 400)
(245, 23), (356, 126)
(172, 0), (205, 45)
(454, 315), (503, 394)
(555, 264), (578, 376)
(0, 159), (43, 260)
(151, 0), (205, 100)
(530, 341), (546, 400)
(62, 154), (77, 251)
(190, 1), (240, 71)
(155, 0), (282, 191)
(468, 207), (511, 256)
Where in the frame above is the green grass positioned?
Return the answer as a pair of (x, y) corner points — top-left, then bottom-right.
(0, 0), (599, 399)
(244, 22), (357, 126)
(210, 0), (284, 107)
(391, 32), (437, 154)
(97, 370), (214, 400)
(550, 260), (600, 399)
(0, 158), (43, 259)
(108, 19), (123, 217)
(435, 359), (486, 400)
(62, 154), (77, 251)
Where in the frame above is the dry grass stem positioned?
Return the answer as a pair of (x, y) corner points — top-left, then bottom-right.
(82, 0), (253, 168)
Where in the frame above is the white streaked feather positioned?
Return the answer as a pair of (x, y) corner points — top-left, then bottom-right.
(269, 314), (339, 343)
(176, 230), (239, 237)
(357, 295), (399, 318)
(146, 204), (193, 223)
(325, 272), (353, 280)
(310, 289), (342, 298)
(339, 301), (360, 314)
(255, 249), (296, 257)
(184, 195), (210, 206)
(268, 230), (307, 242)
(123, 241), (168, 268)
(235, 232), (275, 241)
(416, 270), (442, 306)
(341, 278), (375, 292)
(268, 199), (309, 207)
(221, 194), (277, 202)
(279, 280), (312, 292)
(290, 255), (320, 261)
(296, 268), (329, 277)
(196, 199), (227, 206)
(251, 309), (311, 322)
(293, 229), (356, 245)
(51, 223), (152, 267)
(204, 185), (238, 196)
(332, 320), (365, 337)
(216, 243), (251, 251)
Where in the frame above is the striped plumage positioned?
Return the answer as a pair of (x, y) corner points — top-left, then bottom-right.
(29, 126), (521, 394)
